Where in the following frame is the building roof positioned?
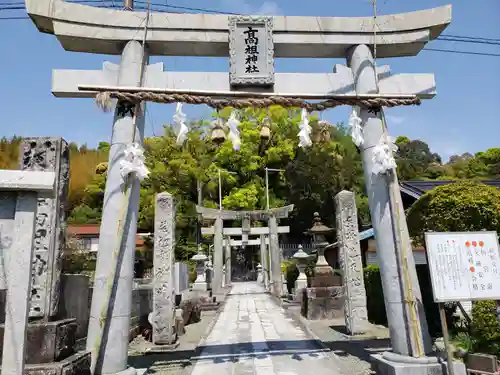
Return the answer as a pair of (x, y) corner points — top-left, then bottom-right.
(399, 180), (500, 200)
(68, 224), (147, 246)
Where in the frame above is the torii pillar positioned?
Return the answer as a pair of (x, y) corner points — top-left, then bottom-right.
(196, 205), (293, 296)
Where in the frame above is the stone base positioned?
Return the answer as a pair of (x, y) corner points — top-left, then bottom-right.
(25, 351), (90, 375)
(145, 342), (180, 353)
(301, 287), (344, 320)
(192, 281), (207, 292)
(371, 353), (467, 375)
(0, 318), (77, 364)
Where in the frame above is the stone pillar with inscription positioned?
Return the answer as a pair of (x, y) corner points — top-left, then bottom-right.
(224, 236), (232, 286)
(268, 215), (282, 297)
(151, 193), (177, 346)
(335, 190), (368, 335)
(212, 217), (223, 294)
(19, 137), (70, 319)
(259, 234), (269, 288)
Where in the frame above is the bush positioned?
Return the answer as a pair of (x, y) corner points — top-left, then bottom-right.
(407, 180), (500, 246)
(364, 265), (387, 325)
(62, 251), (97, 274)
(471, 300), (500, 355)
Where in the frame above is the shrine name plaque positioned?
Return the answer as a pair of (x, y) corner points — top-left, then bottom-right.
(425, 231), (500, 302)
(228, 15), (275, 87)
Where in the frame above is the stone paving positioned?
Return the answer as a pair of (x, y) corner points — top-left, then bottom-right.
(188, 282), (347, 375)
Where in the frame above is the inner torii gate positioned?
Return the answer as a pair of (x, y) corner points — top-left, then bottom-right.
(201, 216), (290, 290)
(197, 204), (293, 296)
(24, 2), (453, 375)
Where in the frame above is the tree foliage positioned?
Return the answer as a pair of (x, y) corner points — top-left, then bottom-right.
(2, 110), (500, 260)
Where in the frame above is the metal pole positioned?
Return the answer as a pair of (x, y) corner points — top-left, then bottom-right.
(265, 167), (270, 210)
(218, 169), (222, 210)
(124, 0), (133, 10)
(264, 168), (284, 211)
(438, 302), (456, 375)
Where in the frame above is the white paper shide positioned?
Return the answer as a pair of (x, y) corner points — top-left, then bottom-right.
(298, 108), (312, 148)
(226, 110), (241, 151)
(348, 107), (364, 147)
(173, 102), (189, 146)
(372, 136), (398, 175)
(120, 143), (150, 182)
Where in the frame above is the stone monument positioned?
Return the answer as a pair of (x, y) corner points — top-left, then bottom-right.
(151, 192), (177, 346)
(301, 213), (344, 320)
(0, 139), (90, 375)
(19, 138), (70, 319)
(335, 190), (368, 335)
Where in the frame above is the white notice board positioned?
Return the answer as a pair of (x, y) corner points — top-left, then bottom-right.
(425, 231), (500, 302)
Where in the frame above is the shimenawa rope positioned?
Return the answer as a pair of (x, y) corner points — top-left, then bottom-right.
(95, 91), (421, 112)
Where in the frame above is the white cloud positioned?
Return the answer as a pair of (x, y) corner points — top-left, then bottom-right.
(256, 2), (281, 15)
(219, 0), (281, 15)
(385, 115), (405, 125)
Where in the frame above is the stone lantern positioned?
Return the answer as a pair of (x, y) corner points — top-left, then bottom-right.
(301, 213), (345, 320)
(306, 212), (337, 287)
(256, 263), (263, 283)
(192, 247), (208, 292)
(293, 245), (309, 301)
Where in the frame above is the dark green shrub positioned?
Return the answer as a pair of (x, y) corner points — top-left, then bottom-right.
(364, 265), (387, 325)
(363, 264), (456, 336)
(62, 251), (97, 274)
(471, 300), (500, 355)
(285, 260), (299, 293)
(189, 262), (197, 283)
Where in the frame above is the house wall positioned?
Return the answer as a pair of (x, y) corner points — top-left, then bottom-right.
(79, 236), (100, 252)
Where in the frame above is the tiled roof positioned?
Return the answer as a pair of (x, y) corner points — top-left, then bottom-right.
(67, 224), (100, 235)
(68, 224), (146, 246)
(399, 180), (500, 199)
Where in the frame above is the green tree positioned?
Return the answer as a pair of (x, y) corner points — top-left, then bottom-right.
(394, 137), (442, 180)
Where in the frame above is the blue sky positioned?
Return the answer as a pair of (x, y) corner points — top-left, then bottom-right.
(1, 0), (499, 162)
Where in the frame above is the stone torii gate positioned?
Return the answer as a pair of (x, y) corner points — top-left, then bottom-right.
(197, 205), (293, 296)
(202, 222), (290, 291)
(25, 2), (454, 374)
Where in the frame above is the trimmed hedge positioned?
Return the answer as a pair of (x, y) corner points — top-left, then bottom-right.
(407, 180), (500, 246)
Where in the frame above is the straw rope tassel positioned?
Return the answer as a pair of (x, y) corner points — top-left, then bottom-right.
(91, 177), (133, 374)
(382, 113), (424, 357)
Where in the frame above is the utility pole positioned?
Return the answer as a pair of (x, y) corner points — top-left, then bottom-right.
(218, 168), (237, 210)
(265, 167), (284, 210)
(124, 0), (133, 10)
